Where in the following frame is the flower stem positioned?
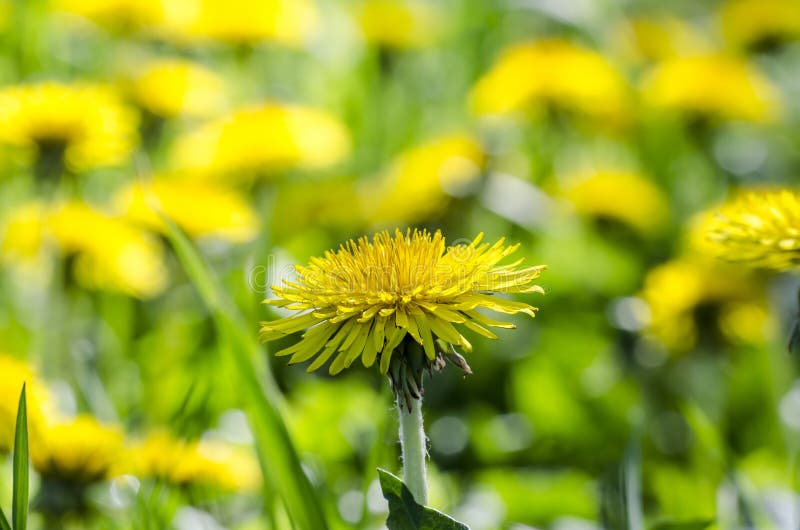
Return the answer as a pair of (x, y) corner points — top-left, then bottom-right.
(397, 396), (428, 505)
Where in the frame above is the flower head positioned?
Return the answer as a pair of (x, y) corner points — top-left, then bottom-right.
(0, 82), (138, 172)
(261, 230), (545, 402)
(641, 54), (780, 122)
(113, 178), (258, 243)
(170, 103), (351, 179)
(1, 201), (167, 298)
(355, 0), (442, 50)
(706, 189), (800, 271)
(32, 416), (124, 484)
(129, 432), (260, 491)
(719, 0), (800, 50)
(613, 16), (711, 63)
(129, 59), (226, 119)
(470, 39), (628, 121)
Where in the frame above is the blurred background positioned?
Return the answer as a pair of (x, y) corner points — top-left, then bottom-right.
(0, 0), (800, 528)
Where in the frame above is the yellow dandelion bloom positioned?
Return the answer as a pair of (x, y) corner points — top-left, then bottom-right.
(32, 416), (124, 484)
(171, 103), (351, 178)
(129, 432), (260, 491)
(0, 355), (51, 453)
(720, 0), (800, 49)
(129, 59), (226, 119)
(470, 39), (628, 120)
(54, 0), (164, 29)
(0, 82), (138, 172)
(641, 54), (780, 123)
(614, 17), (711, 63)
(261, 229), (545, 382)
(706, 190), (800, 271)
(641, 258), (769, 351)
(355, 0), (441, 49)
(560, 169), (670, 236)
(159, 0), (318, 47)
(1, 201), (167, 298)
(363, 134), (485, 224)
(113, 178), (257, 243)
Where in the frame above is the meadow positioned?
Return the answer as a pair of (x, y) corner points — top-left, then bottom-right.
(0, 0), (800, 529)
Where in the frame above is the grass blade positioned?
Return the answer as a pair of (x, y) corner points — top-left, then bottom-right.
(0, 507), (10, 530)
(160, 215), (328, 530)
(12, 384), (28, 530)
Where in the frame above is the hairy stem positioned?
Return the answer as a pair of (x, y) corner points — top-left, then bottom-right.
(398, 397), (428, 505)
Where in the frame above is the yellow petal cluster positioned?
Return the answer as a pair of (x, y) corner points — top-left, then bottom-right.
(560, 169), (670, 235)
(615, 17), (711, 63)
(171, 103), (351, 178)
(159, 0), (318, 47)
(719, 0), (800, 49)
(363, 134), (485, 224)
(706, 190), (800, 271)
(130, 59), (226, 119)
(355, 0), (442, 49)
(114, 179), (258, 243)
(641, 54), (780, 123)
(0, 82), (138, 172)
(1, 201), (167, 298)
(261, 229), (545, 375)
(470, 39), (628, 120)
(0, 355), (51, 453)
(129, 432), (260, 491)
(32, 416), (124, 484)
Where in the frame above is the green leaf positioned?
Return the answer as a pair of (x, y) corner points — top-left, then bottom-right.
(0, 507), (10, 530)
(378, 469), (469, 530)
(160, 215), (328, 530)
(12, 385), (28, 530)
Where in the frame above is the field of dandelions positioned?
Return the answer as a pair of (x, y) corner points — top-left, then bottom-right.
(1, 0), (800, 529)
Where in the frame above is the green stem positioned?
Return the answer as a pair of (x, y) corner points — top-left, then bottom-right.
(398, 397), (428, 506)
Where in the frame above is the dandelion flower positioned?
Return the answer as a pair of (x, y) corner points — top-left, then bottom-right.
(559, 169), (670, 236)
(363, 134), (485, 224)
(0, 355), (51, 453)
(355, 0), (442, 49)
(0, 82), (138, 173)
(706, 190), (800, 271)
(470, 39), (628, 121)
(641, 54), (780, 123)
(159, 0), (318, 47)
(171, 103), (351, 179)
(260, 229), (545, 403)
(129, 59), (226, 119)
(129, 432), (260, 491)
(1, 201), (167, 298)
(614, 16), (711, 63)
(719, 0), (800, 50)
(32, 416), (124, 484)
(113, 178), (258, 243)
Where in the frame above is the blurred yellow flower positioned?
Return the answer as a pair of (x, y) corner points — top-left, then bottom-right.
(114, 178), (257, 242)
(720, 0), (800, 49)
(32, 416), (123, 484)
(560, 169), (670, 235)
(129, 432), (260, 491)
(470, 39), (628, 120)
(159, 0), (318, 47)
(0, 82), (138, 172)
(641, 258), (769, 351)
(355, 0), (441, 49)
(615, 17), (711, 63)
(55, 0), (164, 29)
(706, 189), (800, 271)
(641, 54), (780, 122)
(363, 134), (485, 224)
(129, 59), (226, 119)
(261, 229), (545, 379)
(0, 355), (51, 453)
(1, 201), (167, 298)
(171, 103), (351, 178)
